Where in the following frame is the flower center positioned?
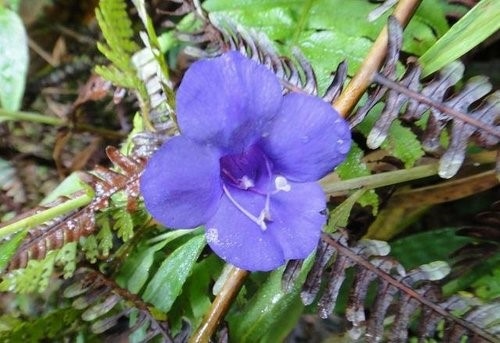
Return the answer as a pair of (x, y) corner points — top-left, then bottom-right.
(220, 145), (291, 231)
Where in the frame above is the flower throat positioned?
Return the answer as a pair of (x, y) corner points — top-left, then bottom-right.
(220, 145), (291, 231)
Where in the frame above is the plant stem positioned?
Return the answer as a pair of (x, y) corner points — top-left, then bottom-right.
(0, 108), (126, 139)
(189, 266), (249, 343)
(322, 151), (497, 195)
(0, 108), (64, 126)
(321, 163), (439, 195)
(333, 0), (422, 117)
(0, 190), (94, 239)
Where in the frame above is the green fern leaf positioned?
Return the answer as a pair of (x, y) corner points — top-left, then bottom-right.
(112, 209), (134, 241)
(95, 0), (144, 93)
(0, 242), (77, 293)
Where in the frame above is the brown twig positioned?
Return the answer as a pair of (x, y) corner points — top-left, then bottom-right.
(189, 266), (249, 343)
(333, 0), (422, 118)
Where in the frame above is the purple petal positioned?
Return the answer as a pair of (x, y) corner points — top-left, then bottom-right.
(176, 51), (282, 153)
(205, 181), (326, 271)
(140, 136), (222, 229)
(267, 181), (326, 260)
(260, 93), (351, 182)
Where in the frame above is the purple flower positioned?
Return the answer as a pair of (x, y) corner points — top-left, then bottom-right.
(140, 51), (351, 271)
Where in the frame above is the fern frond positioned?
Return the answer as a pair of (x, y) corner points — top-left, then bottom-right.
(94, 0), (145, 94)
(351, 16), (499, 179)
(4, 147), (145, 272)
(64, 267), (175, 342)
(284, 233), (500, 342)
(0, 242), (76, 293)
(95, 0), (138, 64)
(0, 307), (84, 341)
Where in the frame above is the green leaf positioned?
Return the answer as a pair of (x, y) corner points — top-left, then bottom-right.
(0, 251), (56, 293)
(229, 255), (314, 342)
(168, 255), (224, 331)
(119, 229), (193, 294)
(142, 233), (206, 312)
(326, 189), (366, 233)
(390, 228), (471, 269)
(473, 265), (500, 300)
(205, 1), (300, 41)
(383, 118), (425, 168)
(0, 7), (28, 111)
(41, 172), (90, 204)
(297, 30), (372, 93)
(0, 229), (27, 272)
(54, 241), (77, 279)
(204, 0), (447, 94)
(419, 0), (500, 76)
(112, 210), (134, 241)
(359, 104), (425, 168)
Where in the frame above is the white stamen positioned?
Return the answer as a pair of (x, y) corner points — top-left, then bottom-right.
(240, 175), (254, 189)
(274, 176), (291, 192)
(223, 184), (267, 230)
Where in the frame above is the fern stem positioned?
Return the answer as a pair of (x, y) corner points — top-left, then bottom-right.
(0, 190), (94, 239)
(190, 266), (248, 343)
(373, 72), (500, 139)
(333, 0), (422, 117)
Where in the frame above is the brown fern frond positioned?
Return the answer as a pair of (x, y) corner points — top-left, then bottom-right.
(5, 147), (145, 271)
(351, 16), (500, 179)
(285, 233), (499, 342)
(64, 267), (175, 342)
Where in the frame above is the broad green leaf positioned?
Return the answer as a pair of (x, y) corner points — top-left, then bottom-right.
(119, 229), (193, 294)
(204, 0), (301, 41)
(229, 254), (314, 342)
(390, 228), (471, 269)
(142, 233), (206, 312)
(297, 30), (372, 93)
(168, 255), (224, 332)
(0, 229), (27, 272)
(420, 0), (500, 76)
(335, 143), (379, 213)
(204, 0), (447, 94)
(0, 7), (28, 111)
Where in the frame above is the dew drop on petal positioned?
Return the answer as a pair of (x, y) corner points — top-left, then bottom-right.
(206, 227), (219, 244)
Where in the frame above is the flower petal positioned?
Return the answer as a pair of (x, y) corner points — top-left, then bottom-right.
(140, 136), (222, 229)
(205, 181), (326, 271)
(176, 51), (283, 153)
(260, 93), (351, 182)
(267, 181), (326, 260)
